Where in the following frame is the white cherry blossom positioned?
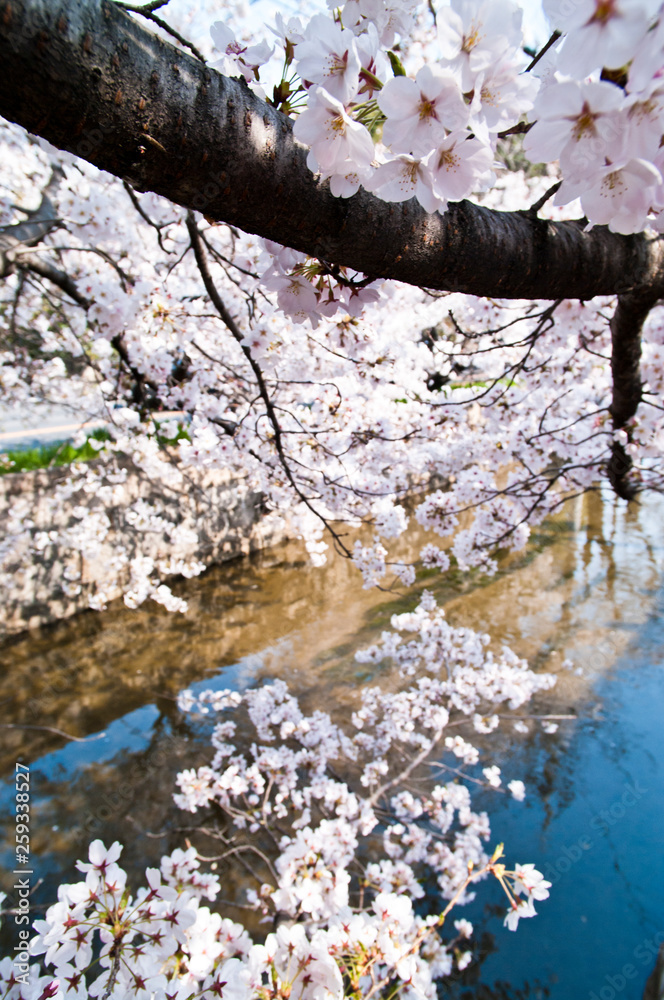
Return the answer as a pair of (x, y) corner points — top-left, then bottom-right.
(469, 50), (539, 138)
(627, 13), (664, 92)
(619, 78), (664, 160)
(211, 21), (274, 82)
(524, 79), (626, 180)
(294, 14), (362, 104)
(365, 154), (443, 212)
(436, 0), (525, 92)
(504, 894), (537, 930)
(293, 87), (374, 175)
(326, 159), (374, 198)
(340, 0), (419, 48)
(9, 1), (664, 987)
(378, 65), (469, 156)
(507, 779), (526, 801)
(426, 131), (495, 207)
(544, 0), (658, 76)
(555, 156), (662, 233)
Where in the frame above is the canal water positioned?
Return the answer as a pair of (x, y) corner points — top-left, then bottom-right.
(0, 487), (662, 998)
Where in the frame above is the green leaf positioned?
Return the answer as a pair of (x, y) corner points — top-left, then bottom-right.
(387, 50), (406, 77)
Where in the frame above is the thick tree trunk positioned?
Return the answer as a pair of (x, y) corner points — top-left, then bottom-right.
(607, 288), (659, 499)
(2, 0), (664, 300)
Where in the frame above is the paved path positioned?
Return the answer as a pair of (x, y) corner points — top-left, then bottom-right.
(0, 411), (186, 449)
(0, 418), (107, 447)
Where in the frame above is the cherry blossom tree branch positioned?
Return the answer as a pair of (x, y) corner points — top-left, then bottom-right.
(607, 289), (660, 499)
(122, 179), (174, 252)
(524, 30), (562, 72)
(1, 250), (90, 305)
(111, 332), (161, 411)
(2, 0), (664, 302)
(112, 0), (171, 10)
(185, 211), (355, 555)
(0, 723), (106, 742)
(115, 3), (207, 64)
(367, 727), (446, 808)
(0, 170), (63, 252)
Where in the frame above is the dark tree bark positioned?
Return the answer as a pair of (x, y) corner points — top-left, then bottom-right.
(1, 0), (664, 302)
(607, 289), (660, 499)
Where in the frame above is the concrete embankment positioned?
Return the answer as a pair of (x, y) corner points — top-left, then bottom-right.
(0, 458), (291, 639)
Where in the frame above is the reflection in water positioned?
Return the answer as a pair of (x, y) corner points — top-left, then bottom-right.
(0, 488), (663, 997)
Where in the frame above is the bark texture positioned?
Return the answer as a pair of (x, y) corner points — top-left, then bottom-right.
(607, 289), (659, 499)
(2, 0), (664, 300)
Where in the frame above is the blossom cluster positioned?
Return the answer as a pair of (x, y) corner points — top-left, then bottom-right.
(213, 0), (534, 214)
(3, 114), (663, 609)
(0, 0), (663, 615)
(207, 0), (664, 239)
(525, 0), (664, 233)
(2, 593), (555, 998)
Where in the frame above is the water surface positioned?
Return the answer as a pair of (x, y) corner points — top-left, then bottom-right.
(0, 488), (662, 997)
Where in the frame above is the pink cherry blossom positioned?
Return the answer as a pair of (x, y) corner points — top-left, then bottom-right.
(524, 79), (626, 181)
(436, 0), (525, 92)
(426, 131), (495, 208)
(294, 14), (362, 104)
(293, 87), (374, 175)
(365, 155), (444, 213)
(263, 272), (320, 323)
(555, 156), (662, 233)
(378, 65), (468, 156)
(544, 0), (658, 76)
(210, 21), (274, 82)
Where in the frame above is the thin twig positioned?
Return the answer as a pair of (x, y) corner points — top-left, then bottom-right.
(122, 180), (174, 253)
(186, 212), (353, 558)
(525, 30), (562, 72)
(0, 723), (106, 742)
(113, 0), (171, 11)
(114, 2), (206, 63)
(529, 181), (562, 216)
(142, 12), (206, 63)
(101, 952), (122, 1000)
(367, 728), (445, 808)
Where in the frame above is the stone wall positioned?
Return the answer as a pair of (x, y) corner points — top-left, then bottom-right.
(0, 458), (291, 638)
